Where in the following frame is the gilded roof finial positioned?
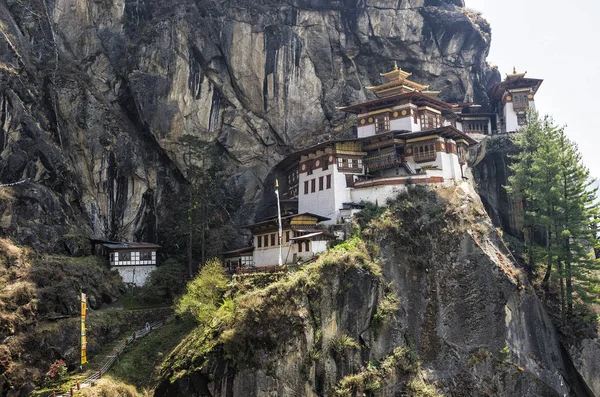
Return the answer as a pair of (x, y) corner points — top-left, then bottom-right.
(513, 66), (517, 74)
(394, 61), (398, 71)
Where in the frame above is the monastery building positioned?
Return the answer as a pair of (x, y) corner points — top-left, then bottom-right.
(224, 65), (543, 269)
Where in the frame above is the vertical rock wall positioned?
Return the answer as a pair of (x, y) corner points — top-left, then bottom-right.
(0, 0), (493, 251)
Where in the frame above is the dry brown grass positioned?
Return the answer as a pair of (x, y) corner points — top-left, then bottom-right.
(75, 376), (141, 396)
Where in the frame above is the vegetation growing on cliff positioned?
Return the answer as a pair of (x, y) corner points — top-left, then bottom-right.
(507, 112), (600, 323)
(159, 236), (384, 383)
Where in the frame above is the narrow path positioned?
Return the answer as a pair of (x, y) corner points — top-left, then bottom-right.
(50, 316), (174, 397)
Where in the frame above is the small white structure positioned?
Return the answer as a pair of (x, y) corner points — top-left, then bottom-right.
(102, 242), (161, 286)
(223, 213), (331, 269)
(489, 69), (543, 133)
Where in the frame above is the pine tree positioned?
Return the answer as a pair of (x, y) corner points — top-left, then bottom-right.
(507, 111), (600, 320)
(554, 129), (599, 314)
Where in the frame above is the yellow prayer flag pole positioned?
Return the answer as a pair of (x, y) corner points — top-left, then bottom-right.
(81, 292), (87, 368)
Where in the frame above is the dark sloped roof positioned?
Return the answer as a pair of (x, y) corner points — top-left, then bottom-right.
(102, 242), (161, 250)
(243, 212), (331, 229)
(337, 92), (454, 114)
(223, 246), (254, 257)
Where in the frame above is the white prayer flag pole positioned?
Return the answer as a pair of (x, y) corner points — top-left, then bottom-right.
(275, 179), (283, 266)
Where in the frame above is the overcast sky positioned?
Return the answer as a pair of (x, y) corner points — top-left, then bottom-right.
(466, 0), (600, 180)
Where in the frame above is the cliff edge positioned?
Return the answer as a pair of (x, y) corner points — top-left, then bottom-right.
(156, 184), (591, 396)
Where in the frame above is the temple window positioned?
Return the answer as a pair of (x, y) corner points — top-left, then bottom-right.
(285, 231), (290, 242)
(463, 122), (489, 134)
(420, 113), (429, 129)
(419, 112), (439, 129)
(287, 170), (298, 186)
(326, 174), (332, 189)
(304, 181), (309, 195)
(413, 143), (437, 163)
(375, 114), (390, 133)
(311, 179), (316, 193)
(298, 242), (303, 252)
(517, 113), (527, 126)
(305, 241), (310, 252)
(337, 157), (362, 172)
(271, 234), (276, 246)
(319, 176), (324, 191)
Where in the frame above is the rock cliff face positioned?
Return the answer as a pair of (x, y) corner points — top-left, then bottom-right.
(156, 185), (593, 396)
(471, 135), (522, 238)
(0, 0), (494, 251)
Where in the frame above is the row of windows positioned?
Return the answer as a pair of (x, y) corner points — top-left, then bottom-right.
(375, 115), (390, 133)
(110, 251), (155, 261)
(413, 143), (437, 163)
(287, 170), (299, 186)
(371, 112), (443, 133)
(513, 94), (529, 103)
(420, 113), (441, 130)
(303, 174), (332, 194)
(256, 231), (312, 251)
(463, 122), (489, 134)
(338, 158), (362, 170)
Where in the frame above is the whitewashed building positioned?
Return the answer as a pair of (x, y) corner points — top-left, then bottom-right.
(226, 65), (543, 268)
(222, 213), (331, 270)
(489, 69), (543, 133)
(102, 242), (161, 286)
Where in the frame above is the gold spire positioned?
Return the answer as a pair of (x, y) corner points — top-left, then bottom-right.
(506, 66), (527, 79)
(367, 63), (436, 97)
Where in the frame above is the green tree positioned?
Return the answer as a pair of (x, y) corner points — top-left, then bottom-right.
(161, 135), (242, 277)
(175, 258), (228, 324)
(554, 130), (599, 314)
(507, 111), (600, 320)
(138, 259), (186, 303)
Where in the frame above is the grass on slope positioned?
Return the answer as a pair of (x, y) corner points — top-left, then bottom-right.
(108, 318), (194, 392)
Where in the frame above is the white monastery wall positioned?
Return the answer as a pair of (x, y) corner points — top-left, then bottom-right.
(357, 124), (376, 138)
(311, 241), (328, 255)
(332, 166), (354, 223)
(254, 239), (323, 266)
(350, 184), (402, 206)
(504, 102), (518, 132)
(254, 245), (285, 266)
(116, 265), (156, 286)
(298, 165), (337, 222)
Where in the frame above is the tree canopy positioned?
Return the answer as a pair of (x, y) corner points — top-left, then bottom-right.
(507, 112), (600, 320)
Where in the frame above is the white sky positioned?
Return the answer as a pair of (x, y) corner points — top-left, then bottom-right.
(466, 0), (600, 179)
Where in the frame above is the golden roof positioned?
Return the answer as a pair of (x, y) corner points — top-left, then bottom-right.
(506, 66), (527, 79)
(367, 62), (437, 97)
